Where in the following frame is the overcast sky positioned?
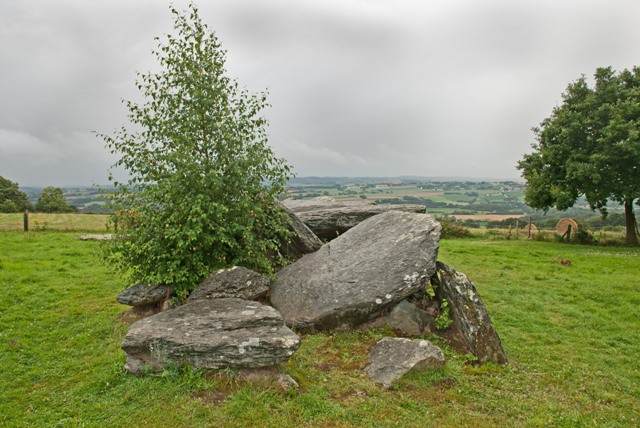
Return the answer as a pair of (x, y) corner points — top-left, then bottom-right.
(2, 0), (640, 186)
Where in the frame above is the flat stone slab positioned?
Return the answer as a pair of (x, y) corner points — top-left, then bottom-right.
(78, 234), (112, 241)
(270, 211), (441, 330)
(365, 337), (445, 388)
(121, 298), (300, 374)
(282, 197), (369, 211)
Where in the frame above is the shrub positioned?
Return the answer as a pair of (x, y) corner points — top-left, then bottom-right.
(438, 217), (472, 239)
(572, 228), (596, 245)
(99, 5), (293, 294)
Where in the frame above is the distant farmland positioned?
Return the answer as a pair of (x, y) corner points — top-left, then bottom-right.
(448, 214), (523, 221)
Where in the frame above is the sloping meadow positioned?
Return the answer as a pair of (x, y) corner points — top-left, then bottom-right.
(1, 231), (638, 426)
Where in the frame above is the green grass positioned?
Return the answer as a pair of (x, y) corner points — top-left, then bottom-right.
(438, 240), (640, 424)
(1, 232), (639, 426)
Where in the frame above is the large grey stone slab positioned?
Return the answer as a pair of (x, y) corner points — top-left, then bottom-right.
(121, 298), (300, 374)
(283, 198), (426, 241)
(270, 211), (441, 330)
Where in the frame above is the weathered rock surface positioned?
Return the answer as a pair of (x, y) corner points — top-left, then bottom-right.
(388, 300), (435, 336)
(270, 211), (441, 330)
(116, 282), (175, 307)
(121, 298), (300, 374)
(280, 204), (323, 259)
(365, 337), (445, 388)
(435, 262), (508, 364)
(282, 197), (369, 211)
(282, 197), (427, 241)
(187, 267), (270, 302)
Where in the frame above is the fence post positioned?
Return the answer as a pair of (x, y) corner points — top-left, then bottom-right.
(528, 217), (532, 239)
(24, 210), (29, 232)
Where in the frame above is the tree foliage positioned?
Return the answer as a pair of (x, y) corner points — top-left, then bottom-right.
(0, 176), (33, 213)
(35, 187), (77, 213)
(518, 67), (640, 245)
(99, 5), (293, 294)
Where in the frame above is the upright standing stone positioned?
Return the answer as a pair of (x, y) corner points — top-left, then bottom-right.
(435, 262), (508, 364)
(279, 204), (323, 259)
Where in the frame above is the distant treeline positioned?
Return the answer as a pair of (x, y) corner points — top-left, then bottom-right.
(289, 176), (523, 187)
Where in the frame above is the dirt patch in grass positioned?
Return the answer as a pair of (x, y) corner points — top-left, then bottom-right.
(193, 390), (227, 406)
(330, 389), (369, 403)
(402, 376), (457, 401)
(315, 362), (335, 372)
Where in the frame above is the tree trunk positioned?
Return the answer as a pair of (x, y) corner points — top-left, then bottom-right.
(624, 199), (638, 246)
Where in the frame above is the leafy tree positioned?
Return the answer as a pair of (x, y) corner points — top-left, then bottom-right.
(81, 203), (112, 214)
(35, 187), (77, 213)
(99, 4), (293, 294)
(0, 176), (33, 213)
(518, 67), (640, 245)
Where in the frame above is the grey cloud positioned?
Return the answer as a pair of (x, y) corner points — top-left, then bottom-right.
(2, 0), (640, 185)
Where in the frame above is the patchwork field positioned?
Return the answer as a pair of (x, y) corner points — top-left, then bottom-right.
(23, 179), (629, 233)
(287, 179), (529, 217)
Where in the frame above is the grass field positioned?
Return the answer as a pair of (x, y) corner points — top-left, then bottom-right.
(0, 213), (110, 232)
(1, 230), (639, 427)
